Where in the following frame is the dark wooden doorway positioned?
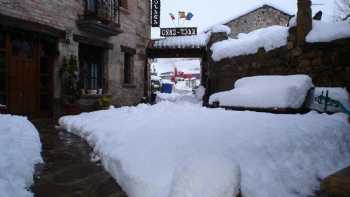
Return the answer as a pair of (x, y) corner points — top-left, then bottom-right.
(8, 33), (39, 116)
(1, 29), (55, 118)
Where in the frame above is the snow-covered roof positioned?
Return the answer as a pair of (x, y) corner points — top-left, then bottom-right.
(152, 33), (209, 49)
(203, 3), (294, 33)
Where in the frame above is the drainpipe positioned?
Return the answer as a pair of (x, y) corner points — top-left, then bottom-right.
(296, 0), (313, 46)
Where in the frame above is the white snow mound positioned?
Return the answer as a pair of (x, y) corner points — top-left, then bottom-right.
(209, 75), (313, 109)
(156, 92), (201, 104)
(59, 101), (350, 197)
(211, 26), (288, 61)
(306, 20), (350, 43)
(0, 115), (42, 197)
(169, 155), (241, 197)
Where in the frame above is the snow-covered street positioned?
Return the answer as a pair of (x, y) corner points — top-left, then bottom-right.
(59, 101), (350, 197)
(1, 0), (350, 196)
(0, 115), (42, 197)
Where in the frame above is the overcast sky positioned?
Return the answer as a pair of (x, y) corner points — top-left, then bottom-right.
(151, 0), (335, 38)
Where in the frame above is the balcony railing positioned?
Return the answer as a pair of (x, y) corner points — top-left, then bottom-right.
(78, 0), (122, 36)
(85, 0), (120, 24)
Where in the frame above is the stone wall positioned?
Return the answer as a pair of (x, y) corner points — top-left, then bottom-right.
(206, 36), (350, 97)
(0, 0), (151, 109)
(224, 5), (291, 38)
(108, 0), (151, 106)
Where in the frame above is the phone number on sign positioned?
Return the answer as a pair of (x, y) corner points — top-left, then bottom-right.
(160, 28), (197, 37)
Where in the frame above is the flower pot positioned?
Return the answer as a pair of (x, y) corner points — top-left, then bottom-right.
(63, 103), (81, 115)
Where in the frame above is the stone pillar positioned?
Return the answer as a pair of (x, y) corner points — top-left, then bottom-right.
(204, 32), (229, 105)
(296, 0), (313, 46)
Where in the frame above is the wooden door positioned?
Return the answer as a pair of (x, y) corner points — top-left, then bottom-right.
(8, 34), (39, 116)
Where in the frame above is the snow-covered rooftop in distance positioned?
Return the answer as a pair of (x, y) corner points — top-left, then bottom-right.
(203, 3), (294, 33)
(152, 33), (209, 49)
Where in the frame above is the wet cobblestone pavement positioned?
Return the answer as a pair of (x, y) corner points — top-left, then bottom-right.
(30, 119), (127, 197)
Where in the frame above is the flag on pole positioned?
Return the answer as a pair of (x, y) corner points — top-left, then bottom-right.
(178, 11), (186, 19)
(186, 12), (194, 20)
(169, 13), (176, 20)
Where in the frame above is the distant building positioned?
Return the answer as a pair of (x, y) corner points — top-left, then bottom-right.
(205, 4), (293, 38)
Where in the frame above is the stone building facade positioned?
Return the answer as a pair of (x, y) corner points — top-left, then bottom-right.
(207, 4), (292, 38)
(0, 0), (151, 117)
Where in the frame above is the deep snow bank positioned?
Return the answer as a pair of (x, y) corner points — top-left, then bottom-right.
(306, 20), (350, 43)
(0, 115), (42, 197)
(209, 75), (313, 109)
(211, 26), (288, 61)
(169, 155), (241, 197)
(59, 102), (350, 197)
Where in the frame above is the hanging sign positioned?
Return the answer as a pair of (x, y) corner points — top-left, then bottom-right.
(160, 27), (197, 37)
(151, 0), (161, 27)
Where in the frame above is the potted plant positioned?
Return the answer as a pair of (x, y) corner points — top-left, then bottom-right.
(59, 55), (81, 114)
(98, 95), (112, 110)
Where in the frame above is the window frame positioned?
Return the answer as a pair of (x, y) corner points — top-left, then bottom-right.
(121, 46), (136, 85)
(79, 44), (105, 91)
